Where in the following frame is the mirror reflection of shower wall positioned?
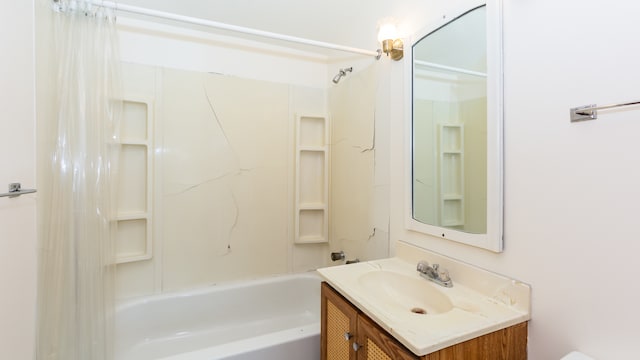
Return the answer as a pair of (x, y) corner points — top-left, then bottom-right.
(412, 5), (487, 234)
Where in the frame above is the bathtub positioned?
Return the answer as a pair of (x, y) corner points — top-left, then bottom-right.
(115, 272), (321, 360)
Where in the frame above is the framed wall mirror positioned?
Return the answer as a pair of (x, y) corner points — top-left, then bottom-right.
(406, 0), (503, 252)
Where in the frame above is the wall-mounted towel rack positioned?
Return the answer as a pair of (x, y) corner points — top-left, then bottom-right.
(570, 100), (640, 122)
(0, 183), (37, 198)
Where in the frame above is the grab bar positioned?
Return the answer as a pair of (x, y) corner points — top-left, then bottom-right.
(0, 183), (37, 198)
(570, 100), (640, 122)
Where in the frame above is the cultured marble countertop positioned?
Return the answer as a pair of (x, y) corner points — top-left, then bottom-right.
(317, 241), (531, 356)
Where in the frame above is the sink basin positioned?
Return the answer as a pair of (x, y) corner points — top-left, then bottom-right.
(357, 271), (454, 315)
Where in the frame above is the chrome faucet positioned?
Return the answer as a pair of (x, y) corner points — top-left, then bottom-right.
(416, 260), (453, 288)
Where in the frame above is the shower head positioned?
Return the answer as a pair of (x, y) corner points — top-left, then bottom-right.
(332, 67), (353, 84)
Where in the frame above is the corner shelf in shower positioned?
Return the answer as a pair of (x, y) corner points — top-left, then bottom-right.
(116, 95), (154, 263)
(439, 123), (464, 227)
(294, 115), (329, 244)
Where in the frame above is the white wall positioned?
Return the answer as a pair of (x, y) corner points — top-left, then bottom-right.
(0, 2), (36, 360)
(329, 63), (391, 263)
(115, 20), (336, 297)
(15, 1), (640, 358)
(391, 1), (640, 359)
(117, 18), (328, 88)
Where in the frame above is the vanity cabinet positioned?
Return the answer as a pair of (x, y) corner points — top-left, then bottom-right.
(356, 314), (418, 360)
(321, 281), (358, 360)
(321, 282), (528, 360)
(321, 282), (416, 360)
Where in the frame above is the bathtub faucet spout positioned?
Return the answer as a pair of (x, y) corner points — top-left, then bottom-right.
(330, 251), (345, 261)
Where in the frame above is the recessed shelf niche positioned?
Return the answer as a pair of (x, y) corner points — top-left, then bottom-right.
(116, 97), (154, 263)
(295, 115), (329, 244)
(439, 124), (464, 227)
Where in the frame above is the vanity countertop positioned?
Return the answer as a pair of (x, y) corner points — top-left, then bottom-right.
(317, 241), (531, 356)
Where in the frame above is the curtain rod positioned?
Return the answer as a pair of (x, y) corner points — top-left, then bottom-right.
(91, 1), (382, 59)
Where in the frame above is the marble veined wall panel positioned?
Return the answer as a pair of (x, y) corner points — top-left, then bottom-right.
(161, 69), (290, 291)
(329, 64), (389, 263)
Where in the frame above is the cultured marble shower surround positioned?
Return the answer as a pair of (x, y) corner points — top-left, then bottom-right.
(117, 63), (327, 297)
(163, 69), (291, 289)
(328, 64), (390, 262)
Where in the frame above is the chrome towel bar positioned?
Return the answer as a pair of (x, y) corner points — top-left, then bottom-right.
(0, 183), (37, 198)
(570, 100), (640, 122)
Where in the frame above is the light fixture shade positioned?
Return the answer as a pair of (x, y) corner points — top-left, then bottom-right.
(377, 23), (398, 42)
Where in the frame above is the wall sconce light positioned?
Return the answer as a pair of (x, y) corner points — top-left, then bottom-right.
(377, 22), (403, 61)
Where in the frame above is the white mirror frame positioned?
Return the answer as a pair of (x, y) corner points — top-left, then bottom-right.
(404, 0), (503, 252)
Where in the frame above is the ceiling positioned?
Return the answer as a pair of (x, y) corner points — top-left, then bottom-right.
(116, 0), (437, 58)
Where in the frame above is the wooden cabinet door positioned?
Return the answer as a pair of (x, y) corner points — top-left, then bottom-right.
(356, 315), (418, 360)
(423, 322), (528, 360)
(322, 282), (359, 360)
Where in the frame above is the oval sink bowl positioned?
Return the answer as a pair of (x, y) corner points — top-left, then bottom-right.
(358, 271), (454, 315)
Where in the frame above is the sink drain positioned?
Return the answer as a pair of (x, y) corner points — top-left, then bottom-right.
(411, 307), (427, 315)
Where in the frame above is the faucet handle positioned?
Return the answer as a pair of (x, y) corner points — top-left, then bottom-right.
(416, 260), (430, 273)
(438, 268), (451, 282)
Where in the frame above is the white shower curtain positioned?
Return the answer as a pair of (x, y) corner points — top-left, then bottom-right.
(37, 1), (121, 359)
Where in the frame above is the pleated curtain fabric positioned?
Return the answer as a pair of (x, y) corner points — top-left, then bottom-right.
(37, 1), (122, 359)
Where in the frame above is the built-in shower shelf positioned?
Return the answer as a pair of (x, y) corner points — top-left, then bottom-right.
(441, 194), (463, 200)
(295, 115), (329, 244)
(298, 203), (327, 209)
(297, 235), (327, 244)
(116, 96), (154, 264)
(119, 139), (149, 146)
(439, 123), (464, 227)
(298, 145), (325, 152)
(116, 212), (149, 221)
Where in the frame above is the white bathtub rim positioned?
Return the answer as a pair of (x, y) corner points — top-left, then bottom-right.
(116, 271), (320, 311)
(116, 271), (321, 360)
(154, 323), (320, 360)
